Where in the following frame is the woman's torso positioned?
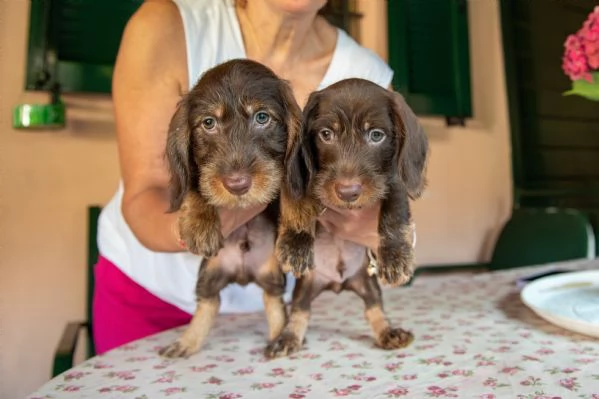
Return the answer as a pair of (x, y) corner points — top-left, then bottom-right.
(98, 0), (394, 315)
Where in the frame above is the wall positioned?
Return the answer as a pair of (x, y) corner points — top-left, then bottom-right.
(0, 1), (512, 397)
(0, 2), (121, 398)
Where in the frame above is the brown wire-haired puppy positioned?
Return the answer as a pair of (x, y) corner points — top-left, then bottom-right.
(265, 78), (428, 357)
(159, 59), (301, 358)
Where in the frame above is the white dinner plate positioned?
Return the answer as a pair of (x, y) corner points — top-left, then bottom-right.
(520, 270), (599, 338)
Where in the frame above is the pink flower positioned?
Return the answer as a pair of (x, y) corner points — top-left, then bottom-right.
(310, 373), (323, 380)
(519, 376), (542, 386)
(233, 367), (254, 375)
(386, 386), (409, 397)
(479, 395), (496, 399)
(153, 376), (174, 383)
(563, 6), (599, 81)
(452, 346), (466, 355)
(260, 383), (276, 388)
(561, 368), (579, 373)
(301, 353), (320, 359)
(343, 353), (364, 359)
(401, 374), (417, 380)
(536, 348), (554, 355)
(205, 376), (223, 385)
(289, 395), (304, 399)
(385, 362), (402, 372)
(426, 385), (459, 398)
(62, 385), (81, 392)
(190, 364), (217, 372)
(500, 367), (520, 375)
(64, 371), (86, 381)
(115, 385), (137, 393)
(559, 377), (578, 391)
(91, 361), (113, 369)
(162, 387), (186, 396)
(483, 378), (497, 387)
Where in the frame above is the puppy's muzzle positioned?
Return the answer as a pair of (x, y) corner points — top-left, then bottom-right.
(334, 179), (363, 203)
(222, 172), (252, 196)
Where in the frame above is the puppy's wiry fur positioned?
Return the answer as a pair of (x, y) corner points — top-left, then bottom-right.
(159, 59), (301, 358)
(266, 78), (428, 358)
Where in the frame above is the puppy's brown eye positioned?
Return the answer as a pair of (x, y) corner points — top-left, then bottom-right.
(202, 117), (216, 131)
(318, 129), (334, 143)
(254, 111), (270, 125)
(368, 129), (386, 144)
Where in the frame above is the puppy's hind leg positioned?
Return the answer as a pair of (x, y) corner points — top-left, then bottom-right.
(345, 266), (414, 350)
(255, 253), (288, 341)
(159, 257), (228, 358)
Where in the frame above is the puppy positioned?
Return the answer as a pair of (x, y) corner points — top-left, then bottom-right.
(265, 78), (428, 357)
(159, 59), (301, 358)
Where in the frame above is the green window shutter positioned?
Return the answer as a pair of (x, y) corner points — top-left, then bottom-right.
(25, 0), (143, 94)
(387, 0), (472, 121)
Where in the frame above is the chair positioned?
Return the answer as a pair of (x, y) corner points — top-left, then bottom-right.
(52, 206), (101, 377)
(413, 206), (596, 278)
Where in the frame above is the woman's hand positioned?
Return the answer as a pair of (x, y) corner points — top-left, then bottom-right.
(317, 203), (417, 252)
(176, 204), (267, 250)
(317, 203), (382, 251)
(219, 205), (267, 238)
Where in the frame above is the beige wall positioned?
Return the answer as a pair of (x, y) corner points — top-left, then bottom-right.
(0, 2), (121, 398)
(0, 1), (512, 398)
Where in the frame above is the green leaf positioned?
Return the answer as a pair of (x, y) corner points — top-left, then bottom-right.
(563, 72), (599, 101)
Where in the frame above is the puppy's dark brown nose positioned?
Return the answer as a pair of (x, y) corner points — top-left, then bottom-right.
(223, 173), (252, 195)
(335, 181), (362, 202)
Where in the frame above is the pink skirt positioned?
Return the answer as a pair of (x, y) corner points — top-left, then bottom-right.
(92, 255), (192, 354)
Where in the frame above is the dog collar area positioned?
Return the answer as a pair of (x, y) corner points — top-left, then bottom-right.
(366, 248), (378, 276)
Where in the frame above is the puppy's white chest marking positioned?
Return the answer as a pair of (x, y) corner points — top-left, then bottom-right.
(313, 227), (366, 285)
(216, 214), (275, 282)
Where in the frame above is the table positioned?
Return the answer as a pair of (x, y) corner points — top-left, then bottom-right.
(29, 259), (599, 399)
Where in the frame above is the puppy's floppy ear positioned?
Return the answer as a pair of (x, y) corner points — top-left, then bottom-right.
(284, 89), (318, 200)
(165, 97), (196, 212)
(389, 90), (429, 199)
(278, 80), (302, 158)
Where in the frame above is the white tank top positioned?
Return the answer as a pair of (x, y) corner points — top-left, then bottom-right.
(97, 0), (394, 315)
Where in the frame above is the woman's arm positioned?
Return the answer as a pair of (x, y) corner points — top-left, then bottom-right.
(114, 0), (263, 253)
(113, 1), (187, 252)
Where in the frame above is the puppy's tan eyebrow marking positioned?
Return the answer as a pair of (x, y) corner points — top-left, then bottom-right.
(194, 104), (224, 123)
(213, 105), (224, 118)
(244, 99), (268, 115)
(245, 103), (256, 115)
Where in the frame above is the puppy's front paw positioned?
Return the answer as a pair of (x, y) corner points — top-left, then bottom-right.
(158, 338), (201, 359)
(179, 218), (224, 257)
(376, 327), (414, 350)
(377, 243), (414, 286)
(276, 230), (314, 277)
(264, 331), (303, 359)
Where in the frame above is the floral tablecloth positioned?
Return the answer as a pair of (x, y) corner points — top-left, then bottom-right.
(29, 260), (599, 399)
